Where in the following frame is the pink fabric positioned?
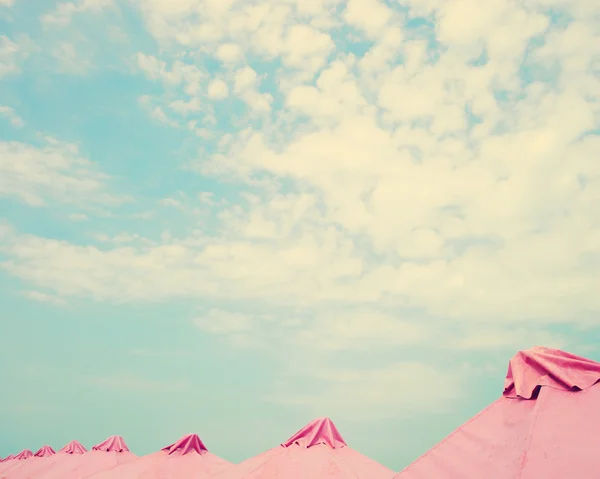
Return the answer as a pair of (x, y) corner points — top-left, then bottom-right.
(0, 457), (15, 474)
(504, 346), (600, 399)
(59, 441), (87, 455)
(16, 437), (135, 479)
(282, 417), (346, 449)
(84, 434), (231, 479)
(34, 447), (55, 458)
(161, 433), (208, 456)
(214, 418), (393, 479)
(2, 441), (87, 479)
(12, 452), (32, 462)
(92, 436), (130, 453)
(0, 448), (54, 478)
(395, 346), (600, 479)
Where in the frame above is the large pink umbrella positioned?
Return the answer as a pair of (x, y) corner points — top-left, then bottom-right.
(214, 417), (394, 478)
(1, 445), (55, 478)
(36, 436), (136, 479)
(86, 433), (232, 478)
(395, 346), (600, 479)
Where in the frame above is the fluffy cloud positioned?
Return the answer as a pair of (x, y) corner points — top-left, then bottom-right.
(41, 0), (114, 27)
(0, 106), (25, 127)
(207, 78), (229, 99)
(0, 138), (125, 207)
(0, 35), (32, 79)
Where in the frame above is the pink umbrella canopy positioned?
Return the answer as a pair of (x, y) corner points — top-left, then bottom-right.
(0, 446), (55, 478)
(394, 346), (600, 479)
(86, 433), (232, 478)
(1, 442), (85, 479)
(213, 417), (394, 479)
(0, 451), (33, 478)
(0, 456), (15, 474)
(33, 436), (135, 479)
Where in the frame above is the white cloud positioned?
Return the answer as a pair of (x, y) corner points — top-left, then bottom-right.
(51, 42), (92, 75)
(22, 290), (68, 307)
(0, 35), (31, 79)
(68, 213), (88, 221)
(343, 0), (394, 39)
(194, 308), (254, 334)
(233, 66), (272, 112)
(0, 0), (14, 7)
(0, 106), (24, 127)
(41, 0), (114, 27)
(207, 78), (229, 99)
(0, 138), (125, 207)
(266, 361), (465, 419)
(215, 43), (243, 64)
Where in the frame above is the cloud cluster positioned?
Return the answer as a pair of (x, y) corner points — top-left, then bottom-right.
(0, 137), (125, 206)
(1, 0), (599, 416)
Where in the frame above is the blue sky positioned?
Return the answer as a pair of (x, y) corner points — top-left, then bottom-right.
(1, 0), (599, 472)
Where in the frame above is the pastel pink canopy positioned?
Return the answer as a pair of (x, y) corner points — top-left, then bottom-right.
(213, 417), (394, 478)
(18, 436), (135, 479)
(87, 433), (232, 478)
(395, 346), (600, 479)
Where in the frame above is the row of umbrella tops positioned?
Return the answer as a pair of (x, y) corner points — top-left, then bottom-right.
(2, 346), (600, 478)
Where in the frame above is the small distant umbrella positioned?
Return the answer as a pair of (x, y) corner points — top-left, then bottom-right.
(2, 445), (56, 479)
(0, 451), (33, 478)
(0, 455), (15, 474)
(87, 433), (232, 478)
(35, 436), (136, 479)
(213, 417), (394, 479)
(13, 440), (88, 479)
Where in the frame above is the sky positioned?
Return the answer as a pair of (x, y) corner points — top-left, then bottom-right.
(0, 0), (599, 472)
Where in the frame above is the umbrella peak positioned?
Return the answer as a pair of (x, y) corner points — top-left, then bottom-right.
(1, 454), (15, 462)
(92, 435), (130, 453)
(282, 417), (347, 449)
(59, 440), (87, 454)
(161, 433), (208, 456)
(504, 346), (600, 399)
(34, 445), (56, 457)
(14, 449), (33, 460)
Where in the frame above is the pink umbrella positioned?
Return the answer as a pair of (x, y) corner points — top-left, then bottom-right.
(0, 456), (15, 474)
(214, 417), (394, 478)
(35, 436), (135, 479)
(86, 433), (232, 478)
(394, 346), (600, 479)
(2, 441), (86, 479)
(1, 446), (55, 478)
(0, 451), (33, 477)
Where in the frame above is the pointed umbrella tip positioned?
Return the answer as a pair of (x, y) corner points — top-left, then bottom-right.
(504, 346), (600, 399)
(161, 433), (208, 456)
(282, 417), (347, 449)
(92, 435), (130, 453)
(14, 449), (34, 460)
(59, 440), (87, 455)
(34, 445), (56, 457)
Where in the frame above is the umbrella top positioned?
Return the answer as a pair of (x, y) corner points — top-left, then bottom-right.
(34, 445), (56, 457)
(59, 440), (87, 454)
(14, 450), (33, 460)
(504, 346), (600, 399)
(282, 417), (347, 449)
(161, 433), (208, 456)
(92, 436), (130, 453)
